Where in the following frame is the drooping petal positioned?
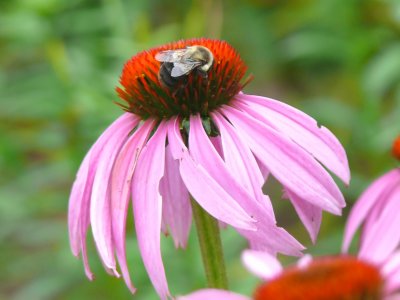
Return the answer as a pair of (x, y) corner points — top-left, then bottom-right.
(69, 113), (137, 254)
(110, 119), (155, 293)
(359, 185), (400, 264)
(241, 249), (283, 280)
(256, 157), (269, 182)
(68, 113), (139, 279)
(131, 122), (170, 300)
(177, 289), (250, 300)
(188, 115), (304, 256)
(160, 144), (192, 248)
(285, 189), (322, 243)
(360, 180), (398, 246)
(342, 169), (400, 252)
(166, 118), (256, 231)
(80, 237), (94, 280)
(221, 105), (345, 215)
(236, 94), (350, 184)
(90, 116), (138, 275)
(212, 111), (274, 219)
(210, 136), (224, 158)
(382, 251), (400, 294)
(179, 151), (256, 231)
(188, 115), (266, 225)
(69, 150), (91, 257)
(166, 117), (187, 160)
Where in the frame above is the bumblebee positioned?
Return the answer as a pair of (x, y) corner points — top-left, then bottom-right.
(155, 45), (214, 89)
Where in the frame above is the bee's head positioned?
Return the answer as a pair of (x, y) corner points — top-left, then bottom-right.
(189, 46), (214, 73)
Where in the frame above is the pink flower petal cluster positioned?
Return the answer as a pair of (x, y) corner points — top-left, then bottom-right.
(68, 39), (349, 299)
(343, 167), (400, 295)
(179, 166), (400, 300)
(68, 93), (348, 298)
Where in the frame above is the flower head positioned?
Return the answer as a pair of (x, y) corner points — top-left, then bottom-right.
(251, 136), (400, 300)
(341, 135), (400, 297)
(179, 137), (400, 300)
(250, 255), (384, 300)
(68, 38), (349, 298)
(116, 39), (248, 119)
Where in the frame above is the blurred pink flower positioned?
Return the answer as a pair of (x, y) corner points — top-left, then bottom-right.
(68, 38), (349, 299)
(342, 173), (400, 294)
(181, 232), (399, 300)
(341, 136), (400, 297)
(179, 252), (386, 300)
(179, 139), (400, 300)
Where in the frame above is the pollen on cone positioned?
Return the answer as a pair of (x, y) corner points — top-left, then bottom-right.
(392, 136), (400, 161)
(116, 38), (249, 120)
(254, 256), (383, 300)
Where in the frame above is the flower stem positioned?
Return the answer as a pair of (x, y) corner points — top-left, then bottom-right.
(191, 199), (228, 289)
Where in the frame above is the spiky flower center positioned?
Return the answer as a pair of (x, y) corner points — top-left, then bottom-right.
(116, 38), (248, 120)
(254, 256), (383, 300)
(392, 136), (400, 161)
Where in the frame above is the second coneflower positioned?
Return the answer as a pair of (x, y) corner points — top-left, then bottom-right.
(179, 136), (400, 300)
(68, 38), (349, 299)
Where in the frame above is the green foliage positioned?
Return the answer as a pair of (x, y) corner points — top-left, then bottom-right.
(1, 0), (399, 299)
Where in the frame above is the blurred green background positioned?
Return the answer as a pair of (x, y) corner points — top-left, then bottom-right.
(1, 0), (400, 299)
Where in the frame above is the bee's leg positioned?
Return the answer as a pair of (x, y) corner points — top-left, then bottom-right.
(171, 77), (188, 98)
(197, 69), (208, 78)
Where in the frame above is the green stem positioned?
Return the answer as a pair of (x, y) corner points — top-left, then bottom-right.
(191, 199), (228, 289)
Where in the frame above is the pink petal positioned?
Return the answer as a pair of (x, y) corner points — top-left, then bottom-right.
(68, 113), (139, 279)
(188, 115), (303, 256)
(131, 122), (170, 300)
(210, 136), (224, 158)
(160, 144), (192, 248)
(177, 289), (250, 300)
(167, 117), (303, 256)
(360, 181), (396, 246)
(382, 250), (400, 278)
(241, 249), (283, 280)
(69, 151), (91, 257)
(69, 113), (137, 252)
(285, 189), (322, 243)
(90, 116), (137, 274)
(212, 112), (274, 219)
(296, 254), (313, 269)
(386, 277), (400, 296)
(166, 117), (187, 160)
(256, 157), (269, 182)
(179, 151), (256, 230)
(221, 105), (345, 215)
(342, 169), (400, 252)
(359, 185), (400, 264)
(382, 251), (400, 294)
(166, 118), (256, 230)
(236, 94), (350, 184)
(80, 237), (94, 280)
(110, 119), (155, 293)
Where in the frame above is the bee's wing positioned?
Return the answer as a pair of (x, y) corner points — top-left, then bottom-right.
(155, 49), (187, 62)
(171, 62), (200, 77)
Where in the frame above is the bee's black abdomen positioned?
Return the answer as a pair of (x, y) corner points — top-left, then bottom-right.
(158, 62), (187, 90)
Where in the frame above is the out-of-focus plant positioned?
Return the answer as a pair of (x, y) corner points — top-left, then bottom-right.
(1, 0), (399, 299)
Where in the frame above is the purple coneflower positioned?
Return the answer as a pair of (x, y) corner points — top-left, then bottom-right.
(68, 38), (349, 299)
(179, 252), (389, 300)
(179, 136), (400, 300)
